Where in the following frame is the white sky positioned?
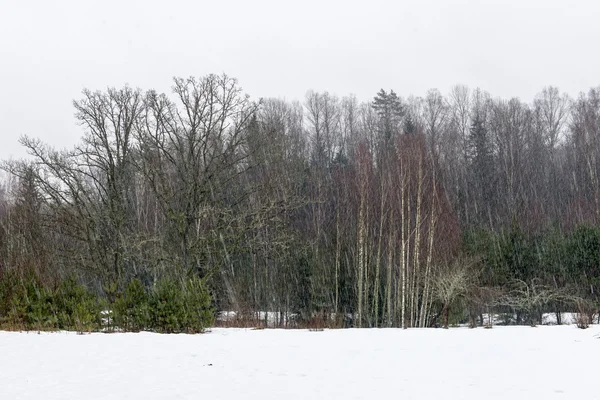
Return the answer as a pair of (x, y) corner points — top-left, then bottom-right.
(1, 0), (600, 160)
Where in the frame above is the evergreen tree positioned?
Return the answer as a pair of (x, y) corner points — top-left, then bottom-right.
(372, 89), (403, 140)
(403, 112), (417, 135)
(468, 112), (495, 224)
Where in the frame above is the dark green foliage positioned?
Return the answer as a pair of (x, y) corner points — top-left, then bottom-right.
(182, 276), (214, 333)
(372, 89), (403, 140)
(468, 113), (495, 222)
(566, 225), (600, 299)
(465, 226), (538, 287)
(148, 277), (214, 333)
(150, 278), (185, 333)
(55, 277), (101, 332)
(109, 276), (215, 333)
(0, 271), (27, 329)
(539, 226), (568, 285)
(0, 273), (100, 331)
(25, 283), (57, 330)
(113, 279), (149, 332)
(498, 226), (537, 283)
(463, 224), (600, 324)
(403, 113), (417, 135)
(0, 272), (214, 333)
(0, 273), (57, 330)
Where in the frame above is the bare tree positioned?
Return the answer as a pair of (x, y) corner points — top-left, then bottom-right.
(137, 74), (258, 300)
(434, 260), (472, 328)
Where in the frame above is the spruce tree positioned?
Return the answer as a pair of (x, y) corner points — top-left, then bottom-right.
(403, 112), (417, 135)
(469, 112), (495, 224)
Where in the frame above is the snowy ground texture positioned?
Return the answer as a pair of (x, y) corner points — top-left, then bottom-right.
(1, 326), (598, 400)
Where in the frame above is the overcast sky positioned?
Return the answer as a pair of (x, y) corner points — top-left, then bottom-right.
(1, 0), (600, 160)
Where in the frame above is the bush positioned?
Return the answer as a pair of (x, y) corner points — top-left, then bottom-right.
(55, 277), (101, 332)
(148, 276), (214, 333)
(574, 299), (597, 329)
(0, 273), (101, 332)
(150, 278), (185, 333)
(0, 272), (28, 329)
(1, 274), (59, 331)
(113, 279), (150, 332)
(25, 283), (57, 330)
(182, 276), (214, 333)
(0, 272), (214, 334)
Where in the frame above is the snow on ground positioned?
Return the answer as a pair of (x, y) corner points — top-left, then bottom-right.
(218, 311), (592, 328)
(479, 312), (582, 326)
(1, 326), (598, 399)
(542, 312), (579, 325)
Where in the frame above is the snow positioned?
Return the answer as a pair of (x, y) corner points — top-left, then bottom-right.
(479, 312), (582, 326)
(217, 310), (297, 327)
(542, 312), (579, 325)
(219, 311), (593, 328)
(1, 326), (598, 399)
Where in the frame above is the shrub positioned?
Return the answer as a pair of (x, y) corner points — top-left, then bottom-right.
(574, 299), (596, 329)
(0, 272), (27, 329)
(1, 273), (101, 332)
(0, 274), (59, 331)
(25, 283), (58, 331)
(148, 276), (214, 333)
(0, 272), (214, 334)
(72, 297), (99, 333)
(113, 279), (150, 332)
(150, 278), (185, 333)
(55, 277), (101, 332)
(182, 276), (214, 333)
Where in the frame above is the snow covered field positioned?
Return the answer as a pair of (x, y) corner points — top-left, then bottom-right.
(1, 326), (598, 399)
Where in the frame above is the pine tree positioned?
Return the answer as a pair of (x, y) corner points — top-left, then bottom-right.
(372, 89), (403, 140)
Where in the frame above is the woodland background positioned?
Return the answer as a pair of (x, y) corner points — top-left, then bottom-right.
(1, 74), (599, 331)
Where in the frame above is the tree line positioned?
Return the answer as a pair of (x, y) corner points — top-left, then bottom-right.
(1, 73), (599, 330)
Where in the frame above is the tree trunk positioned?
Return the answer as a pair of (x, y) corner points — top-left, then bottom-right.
(386, 211), (394, 327)
(335, 197), (341, 315)
(400, 167), (407, 329)
(373, 180), (386, 327)
(357, 183), (365, 328)
(443, 304), (450, 329)
(420, 164), (437, 327)
(412, 152), (423, 327)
